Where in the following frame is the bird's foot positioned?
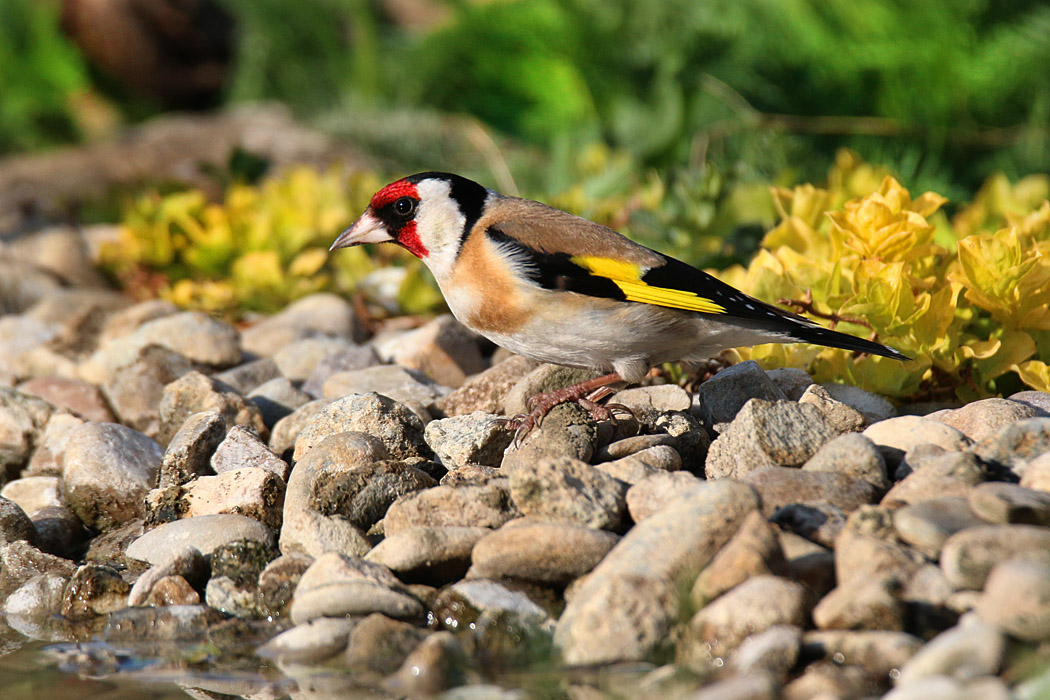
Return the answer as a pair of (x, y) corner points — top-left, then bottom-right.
(499, 372), (631, 445)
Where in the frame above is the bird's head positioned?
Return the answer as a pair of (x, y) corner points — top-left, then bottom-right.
(330, 172), (489, 274)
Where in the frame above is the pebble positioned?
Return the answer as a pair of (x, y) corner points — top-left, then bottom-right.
(624, 471), (705, 521)
(502, 364), (602, 417)
(684, 672), (778, 700)
(811, 578), (904, 631)
(388, 630), (469, 696)
(554, 479), (759, 665)
(213, 357), (282, 395)
(436, 355), (539, 416)
(976, 557), (1050, 641)
(344, 612), (428, 675)
(210, 424), (289, 481)
(593, 445), (681, 484)
(501, 402), (597, 467)
(862, 415), (971, 465)
(15, 376), (115, 423)
(62, 422), (163, 531)
(125, 514), (274, 566)
(706, 399), (844, 478)
(506, 455), (627, 531)
(322, 364), (448, 417)
(594, 434), (677, 462)
(91, 311), (242, 376)
(798, 383), (867, 432)
(802, 432), (889, 490)
(257, 617), (357, 664)
(365, 526), (489, 584)
(374, 314), (485, 388)
(292, 392), (431, 462)
(23, 411), (83, 477)
(744, 466), (878, 517)
(3, 572), (69, 630)
(971, 417), (1050, 478)
(892, 497), (985, 559)
(247, 377), (312, 428)
(803, 630), (923, 679)
(729, 624), (802, 677)
(1021, 450), (1050, 491)
(100, 345), (194, 437)
(383, 483), (518, 535)
(681, 575), (808, 664)
(697, 360), (788, 426)
(835, 525), (924, 589)
(0, 497), (36, 545)
(1, 540), (76, 599)
(240, 293), (362, 357)
(692, 510), (787, 604)
(289, 553), (424, 624)
(765, 367), (814, 400)
(968, 481), (1050, 525)
(157, 411), (226, 488)
(300, 344), (379, 398)
(610, 384), (692, 422)
(896, 614), (1004, 683)
(1, 476), (64, 516)
(882, 451), (985, 505)
(940, 524), (1050, 589)
(769, 502), (847, 549)
(933, 397), (1046, 441)
(180, 467), (286, 531)
(424, 412), (513, 468)
(1010, 390), (1050, 414)
(61, 563), (130, 619)
(470, 519), (620, 585)
(272, 336), (362, 383)
(0, 387), (54, 474)
(268, 398), (326, 460)
(127, 546), (208, 606)
(158, 371), (268, 445)
(102, 604), (226, 642)
(821, 382), (898, 424)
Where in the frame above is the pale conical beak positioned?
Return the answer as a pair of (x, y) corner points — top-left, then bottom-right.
(329, 211), (393, 251)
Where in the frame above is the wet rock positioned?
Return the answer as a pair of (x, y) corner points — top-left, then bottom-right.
(425, 412), (513, 468)
(292, 392), (430, 462)
(268, 398), (326, 461)
(882, 451), (985, 505)
(384, 482), (518, 536)
(240, 293), (362, 357)
(892, 497), (985, 559)
(289, 553), (423, 624)
(127, 546), (208, 606)
(437, 355), (539, 416)
(280, 431), (391, 558)
(181, 467), (285, 530)
(940, 524), (1050, 589)
(342, 612), (428, 675)
(554, 479), (759, 665)
(367, 526), (489, 584)
(257, 617), (357, 664)
(435, 579), (550, 626)
(388, 630), (470, 696)
(707, 399), (844, 478)
(126, 514), (274, 566)
(744, 466), (878, 517)
(157, 411), (226, 489)
(470, 519), (619, 585)
(729, 624), (802, 677)
(698, 360), (788, 426)
(802, 432), (889, 490)
(62, 422), (162, 530)
(765, 368), (814, 400)
(976, 557), (1050, 641)
(254, 552), (312, 621)
(0, 387), (54, 475)
(507, 455), (626, 531)
(821, 382), (897, 424)
(896, 614), (1003, 683)
(803, 630), (923, 679)
(247, 377), (312, 428)
(933, 397), (1046, 442)
(682, 575), (808, 664)
(61, 564), (129, 619)
(973, 417), (1050, 478)
(3, 572), (69, 631)
(102, 604), (226, 641)
(213, 358), (281, 395)
(272, 336), (362, 383)
(158, 371), (267, 445)
(769, 502), (847, 549)
(210, 425), (289, 481)
(15, 377), (114, 423)
(593, 445), (681, 484)
(383, 316), (485, 388)
(968, 481), (1050, 525)
(862, 416), (971, 466)
(0, 496), (36, 546)
(204, 538), (279, 618)
(812, 578), (904, 631)
(624, 471), (705, 521)
(692, 510), (787, 604)
(503, 365), (604, 417)
(100, 345), (194, 438)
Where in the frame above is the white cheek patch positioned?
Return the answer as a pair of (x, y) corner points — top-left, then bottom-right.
(415, 179), (469, 279)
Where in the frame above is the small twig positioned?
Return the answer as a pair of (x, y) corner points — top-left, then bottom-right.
(777, 289), (875, 338)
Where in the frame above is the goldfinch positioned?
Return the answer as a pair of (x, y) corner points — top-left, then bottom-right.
(330, 172), (909, 419)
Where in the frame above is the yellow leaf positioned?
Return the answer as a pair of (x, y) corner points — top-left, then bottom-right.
(1015, 360), (1050, 392)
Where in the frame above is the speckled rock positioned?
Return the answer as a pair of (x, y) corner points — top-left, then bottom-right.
(289, 553), (423, 624)
(292, 392), (431, 462)
(934, 397), (1046, 442)
(698, 360), (788, 426)
(682, 575), (808, 664)
(158, 371), (267, 446)
(375, 314), (485, 388)
(425, 412), (513, 468)
(892, 497), (985, 559)
(181, 467), (285, 530)
(798, 383), (867, 432)
(125, 514), (274, 566)
(0, 540), (76, 601)
(366, 526), (489, 584)
(437, 355), (539, 416)
(100, 345), (194, 438)
(863, 416), (971, 466)
(707, 399), (844, 479)
(692, 510), (788, 604)
(309, 458), (436, 531)
(821, 383), (897, 424)
(611, 384), (692, 422)
(0, 496), (36, 545)
(940, 524), (1050, 589)
(470, 518), (619, 585)
(765, 368), (814, 401)
(240, 293), (362, 357)
(744, 466), (878, 517)
(211, 424), (289, 481)
(157, 411), (226, 489)
(501, 402), (598, 467)
(300, 344), (379, 398)
(812, 578), (904, 631)
(62, 422), (162, 531)
(1010, 390), (1050, 414)
(625, 471), (706, 521)
(507, 455), (626, 531)
(248, 377), (312, 428)
(554, 479), (759, 665)
(61, 563), (130, 619)
(15, 377), (114, 423)
(972, 417), (1050, 478)
(383, 482), (518, 536)
(802, 432), (890, 490)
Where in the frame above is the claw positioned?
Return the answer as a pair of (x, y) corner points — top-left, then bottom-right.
(502, 371), (628, 443)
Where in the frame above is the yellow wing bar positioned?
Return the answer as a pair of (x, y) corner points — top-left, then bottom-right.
(570, 255), (726, 315)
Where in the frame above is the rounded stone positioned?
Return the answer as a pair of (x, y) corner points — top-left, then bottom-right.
(125, 514), (274, 566)
(470, 519), (620, 584)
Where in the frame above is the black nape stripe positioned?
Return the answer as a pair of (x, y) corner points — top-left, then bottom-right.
(485, 226), (627, 301)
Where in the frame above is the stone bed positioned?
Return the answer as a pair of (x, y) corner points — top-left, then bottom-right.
(3, 235), (1050, 699)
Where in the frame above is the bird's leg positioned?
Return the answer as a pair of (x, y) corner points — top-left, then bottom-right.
(500, 372), (628, 442)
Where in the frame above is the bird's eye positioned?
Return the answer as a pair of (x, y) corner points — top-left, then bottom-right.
(393, 197), (416, 217)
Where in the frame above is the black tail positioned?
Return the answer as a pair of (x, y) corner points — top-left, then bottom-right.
(785, 322), (911, 361)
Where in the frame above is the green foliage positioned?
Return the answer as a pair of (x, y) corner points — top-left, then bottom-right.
(98, 167), (445, 317)
(0, 0), (90, 152)
(723, 153), (1050, 399)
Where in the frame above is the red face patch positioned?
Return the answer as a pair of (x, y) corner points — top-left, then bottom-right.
(370, 179), (419, 210)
